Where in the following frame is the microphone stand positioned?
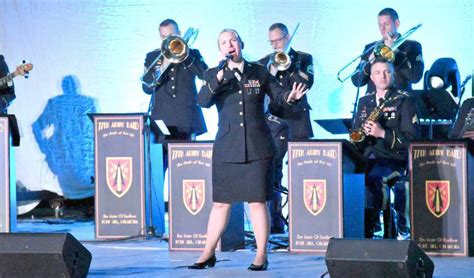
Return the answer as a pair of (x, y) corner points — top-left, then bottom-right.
(145, 84), (158, 237)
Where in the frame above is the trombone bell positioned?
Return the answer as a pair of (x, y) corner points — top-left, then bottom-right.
(374, 44), (395, 62)
(140, 27), (199, 88)
(162, 35), (189, 64)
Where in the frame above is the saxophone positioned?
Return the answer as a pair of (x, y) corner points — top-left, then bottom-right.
(350, 95), (401, 143)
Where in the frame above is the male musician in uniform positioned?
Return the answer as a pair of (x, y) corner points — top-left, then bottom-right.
(142, 19), (208, 169)
(351, 8), (422, 238)
(352, 8), (424, 94)
(352, 58), (419, 239)
(259, 23), (314, 234)
(0, 55), (17, 113)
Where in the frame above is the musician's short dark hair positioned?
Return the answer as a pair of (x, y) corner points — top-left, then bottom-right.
(378, 8), (399, 21)
(269, 23), (289, 36)
(370, 57), (395, 72)
(159, 19), (179, 30)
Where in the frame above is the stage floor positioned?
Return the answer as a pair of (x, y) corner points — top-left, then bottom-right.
(13, 220), (474, 277)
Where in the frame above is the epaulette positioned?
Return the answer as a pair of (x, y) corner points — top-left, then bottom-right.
(395, 90), (410, 97)
(295, 50), (310, 56)
(248, 61), (262, 68)
(257, 54), (271, 64)
(255, 59), (267, 67)
(359, 92), (374, 101)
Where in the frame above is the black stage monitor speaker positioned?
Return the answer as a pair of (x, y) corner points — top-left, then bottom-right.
(325, 238), (434, 278)
(0, 233), (92, 278)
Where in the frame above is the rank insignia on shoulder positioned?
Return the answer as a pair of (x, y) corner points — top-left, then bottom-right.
(397, 90), (410, 97)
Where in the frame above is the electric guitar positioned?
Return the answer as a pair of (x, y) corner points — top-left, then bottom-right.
(0, 63), (33, 89)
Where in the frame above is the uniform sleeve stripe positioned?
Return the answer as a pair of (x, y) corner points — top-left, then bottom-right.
(391, 130), (396, 149)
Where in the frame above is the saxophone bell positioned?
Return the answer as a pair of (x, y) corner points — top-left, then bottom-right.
(349, 129), (366, 143)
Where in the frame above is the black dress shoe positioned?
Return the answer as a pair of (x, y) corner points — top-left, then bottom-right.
(247, 260), (269, 271)
(188, 254), (217, 269)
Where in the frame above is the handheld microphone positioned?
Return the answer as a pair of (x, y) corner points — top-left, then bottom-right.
(217, 54), (232, 71)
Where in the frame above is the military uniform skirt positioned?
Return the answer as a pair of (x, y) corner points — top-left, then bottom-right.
(212, 158), (274, 203)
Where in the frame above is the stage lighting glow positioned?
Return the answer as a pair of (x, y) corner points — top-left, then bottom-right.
(429, 76), (444, 89)
(425, 58), (460, 97)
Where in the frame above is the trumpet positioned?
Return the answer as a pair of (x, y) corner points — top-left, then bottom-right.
(141, 27), (199, 88)
(337, 24), (422, 83)
(267, 23), (300, 72)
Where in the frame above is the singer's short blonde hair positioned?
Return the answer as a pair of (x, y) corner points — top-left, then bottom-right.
(217, 29), (243, 49)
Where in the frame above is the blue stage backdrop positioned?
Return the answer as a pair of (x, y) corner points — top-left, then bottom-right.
(0, 0), (472, 199)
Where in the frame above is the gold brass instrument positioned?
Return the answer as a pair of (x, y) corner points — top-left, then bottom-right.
(337, 24), (422, 83)
(141, 27), (199, 88)
(267, 23), (300, 71)
(349, 95), (401, 143)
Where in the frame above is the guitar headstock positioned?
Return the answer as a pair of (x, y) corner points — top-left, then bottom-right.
(15, 62), (34, 78)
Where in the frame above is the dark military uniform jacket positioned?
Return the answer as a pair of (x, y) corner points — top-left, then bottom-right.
(142, 49), (208, 136)
(265, 112), (289, 143)
(198, 60), (294, 163)
(449, 97), (474, 139)
(259, 48), (314, 139)
(352, 88), (419, 163)
(351, 39), (424, 94)
(0, 55), (15, 113)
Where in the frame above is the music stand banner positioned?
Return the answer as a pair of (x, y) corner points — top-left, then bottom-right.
(168, 143), (214, 250)
(288, 141), (343, 253)
(168, 142), (244, 251)
(94, 114), (146, 239)
(0, 117), (14, 232)
(410, 142), (470, 256)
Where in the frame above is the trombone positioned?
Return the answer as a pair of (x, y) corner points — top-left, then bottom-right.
(267, 23), (300, 71)
(336, 24), (422, 83)
(141, 27), (199, 89)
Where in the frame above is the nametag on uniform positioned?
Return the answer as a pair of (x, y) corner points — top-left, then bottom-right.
(244, 79), (261, 94)
(244, 79), (260, 88)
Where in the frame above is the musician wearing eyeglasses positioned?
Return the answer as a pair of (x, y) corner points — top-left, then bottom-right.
(0, 55), (16, 113)
(352, 8), (424, 94)
(258, 23), (314, 234)
(352, 58), (419, 239)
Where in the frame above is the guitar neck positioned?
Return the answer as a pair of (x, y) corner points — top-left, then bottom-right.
(0, 72), (17, 88)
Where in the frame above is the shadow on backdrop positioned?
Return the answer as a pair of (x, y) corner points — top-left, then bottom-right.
(32, 75), (97, 199)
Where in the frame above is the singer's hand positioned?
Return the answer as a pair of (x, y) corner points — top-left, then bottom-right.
(286, 82), (308, 103)
(216, 69), (224, 83)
